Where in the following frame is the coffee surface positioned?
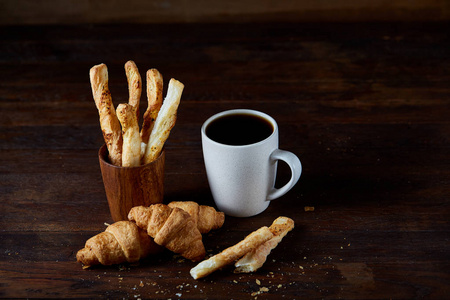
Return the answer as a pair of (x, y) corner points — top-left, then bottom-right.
(206, 113), (274, 146)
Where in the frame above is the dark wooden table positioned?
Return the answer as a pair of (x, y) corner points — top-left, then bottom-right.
(1, 22), (449, 299)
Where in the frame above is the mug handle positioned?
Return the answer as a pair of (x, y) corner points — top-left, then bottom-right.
(267, 149), (302, 201)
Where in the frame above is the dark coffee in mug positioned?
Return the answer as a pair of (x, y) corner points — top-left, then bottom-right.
(205, 113), (274, 146)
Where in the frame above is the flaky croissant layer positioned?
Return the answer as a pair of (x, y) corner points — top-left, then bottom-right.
(76, 221), (162, 268)
(128, 204), (206, 261)
(168, 201), (225, 234)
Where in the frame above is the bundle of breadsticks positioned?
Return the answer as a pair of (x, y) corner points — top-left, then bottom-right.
(90, 61), (184, 166)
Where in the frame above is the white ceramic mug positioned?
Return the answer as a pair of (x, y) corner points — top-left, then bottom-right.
(201, 109), (302, 217)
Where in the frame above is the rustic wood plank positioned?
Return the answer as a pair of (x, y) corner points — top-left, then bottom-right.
(1, 94), (450, 127)
(1, 244), (449, 298)
(0, 1), (449, 25)
(1, 123), (449, 152)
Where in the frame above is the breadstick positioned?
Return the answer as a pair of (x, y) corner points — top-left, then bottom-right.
(190, 226), (273, 280)
(90, 63), (122, 166)
(117, 103), (141, 167)
(124, 60), (142, 119)
(235, 217), (294, 273)
(140, 69), (163, 147)
(142, 78), (183, 164)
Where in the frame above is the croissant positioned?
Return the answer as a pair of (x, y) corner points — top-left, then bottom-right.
(128, 204), (206, 261)
(168, 201), (225, 234)
(76, 221), (163, 268)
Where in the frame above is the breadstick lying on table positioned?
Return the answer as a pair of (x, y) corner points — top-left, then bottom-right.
(124, 60), (142, 119)
(140, 69), (163, 147)
(117, 103), (141, 167)
(90, 63), (123, 166)
(142, 78), (184, 164)
(190, 226), (273, 280)
(234, 217), (294, 273)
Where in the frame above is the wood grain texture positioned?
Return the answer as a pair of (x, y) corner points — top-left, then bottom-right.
(0, 22), (449, 299)
(0, 0), (449, 25)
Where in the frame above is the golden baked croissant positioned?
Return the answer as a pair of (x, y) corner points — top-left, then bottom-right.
(168, 201), (225, 234)
(128, 204), (206, 261)
(76, 221), (163, 268)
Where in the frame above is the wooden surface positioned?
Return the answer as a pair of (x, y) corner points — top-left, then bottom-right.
(1, 0), (449, 25)
(1, 22), (449, 299)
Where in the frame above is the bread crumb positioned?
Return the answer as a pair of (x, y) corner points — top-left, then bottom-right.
(251, 286), (270, 297)
(256, 279), (261, 285)
(304, 206), (315, 212)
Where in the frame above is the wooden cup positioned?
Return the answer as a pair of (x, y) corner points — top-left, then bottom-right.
(98, 144), (165, 222)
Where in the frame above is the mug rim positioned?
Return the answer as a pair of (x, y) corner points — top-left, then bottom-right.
(201, 109), (278, 148)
